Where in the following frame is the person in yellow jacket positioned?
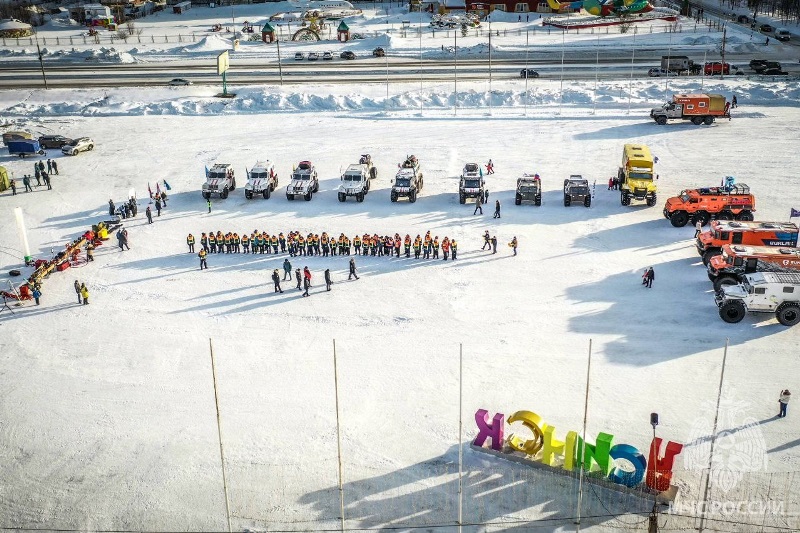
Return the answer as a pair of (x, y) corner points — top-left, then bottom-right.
(80, 283), (90, 305)
(509, 236), (518, 256)
(432, 236), (440, 259)
(233, 233), (240, 253)
(199, 248), (208, 270)
(451, 239), (458, 260)
(187, 233), (195, 253)
(209, 232), (217, 253)
(271, 234), (279, 254)
(413, 235), (422, 259)
(241, 233), (250, 254)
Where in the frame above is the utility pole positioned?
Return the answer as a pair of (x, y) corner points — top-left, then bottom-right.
(720, 27), (727, 79)
(34, 31), (48, 89)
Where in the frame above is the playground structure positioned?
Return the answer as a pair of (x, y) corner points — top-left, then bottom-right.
(292, 12), (325, 41)
(544, 6), (678, 29)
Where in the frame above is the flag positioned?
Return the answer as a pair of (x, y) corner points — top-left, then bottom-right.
(791, 208), (800, 218)
(147, 183), (153, 198)
(162, 179), (171, 191)
(205, 165), (209, 178)
(479, 167), (483, 177)
(156, 182), (161, 196)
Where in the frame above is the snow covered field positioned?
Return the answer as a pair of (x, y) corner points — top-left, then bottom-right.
(1, 75), (799, 531)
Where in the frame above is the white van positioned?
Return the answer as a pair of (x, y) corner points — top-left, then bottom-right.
(776, 28), (792, 41)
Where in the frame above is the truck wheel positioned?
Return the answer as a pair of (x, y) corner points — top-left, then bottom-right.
(719, 300), (746, 323)
(670, 211), (689, 227)
(692, 116), (703, 125)
(564, 196), (571, 207)
(656, 116), (667, 125)
(692, 211), (711, 226)
(365, 180), (370, 193)
(515, 194), (521, 206)
(534, 196), (541, 206)
(736, 211), (754, 221)
(718, 211), (733, 220)
(230, 178), (236, 191)
(621, 192), (630, 206)
(390, 192), (397, 202)
(370, 167), (377, 180)
(313, 181), (319, 193)
(287, 194), (294, 201)
(646, 195), (657, 207)
(419, 177), (423, 190)
(245, 190), (253, 200)
(704, 116), (715, 125)
(776, 303), (800, 326)
(584, 196), (591, 208)
(356, 192), (364, 203)
(202, 191), (211, 200)
(221, 188), (229, 199)
(713, 275), (738, 292)
(305, 191), (313, 201)
(339, 192), (346, 202)
(409, 190), (417, 203)
(702, 249), (719, 266)
(459, 194), (465, 205)
(264, 187), (271, 200)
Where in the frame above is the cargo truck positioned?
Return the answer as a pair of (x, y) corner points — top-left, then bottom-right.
(650, 93), (730, 125)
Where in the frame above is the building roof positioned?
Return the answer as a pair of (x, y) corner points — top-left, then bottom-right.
(0, 19), (33, 30)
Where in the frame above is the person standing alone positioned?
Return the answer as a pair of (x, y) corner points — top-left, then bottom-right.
(349, 258), (359, 280)
(272, 269), (283, 293)
(779, 389), (791, 418)
(493, 200), (501, 219)
(324, 268), (332, 291)
(74, 280), (82, 304)
(474, 194), (483, 215)
(643, 266), (655, 288)
(80, 283), (89, 305)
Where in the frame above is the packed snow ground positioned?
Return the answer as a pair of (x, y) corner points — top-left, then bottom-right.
(1, 79), (800, 531)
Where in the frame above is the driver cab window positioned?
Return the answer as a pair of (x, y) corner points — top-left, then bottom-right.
(732, 233), (743, 244)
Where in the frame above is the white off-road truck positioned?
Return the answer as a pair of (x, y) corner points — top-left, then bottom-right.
(715, 271), (800, 326)
(244, 161), (278, 199)
(338, 163), (371, 202)
(286, 161), (319, 201)
(202, 163), (236, 199)
(391, 155), (423, 203)
(459, 162), (484, 204)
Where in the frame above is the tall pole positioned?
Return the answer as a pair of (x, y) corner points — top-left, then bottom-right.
(592, 34), (599, 115)
(664, 27), (672, 96)
(275, 32), (284, 86)
(698, 339), (729, 533)
(524, 30), (529, 117)
(575, 339), (593, 530)
(385, 47), (389, 110)
(627, 27), (636, 114)
(558, 27), (565, 115)
(720, 27), (727, 80)
(333, 340), (346, 533)
(488, 18), (492, 116)
(454, 30), (458, 116)
(34, 31), (48, 89)
(457, 344), (464, 532)
(419, 12), (423, 114)
(209, 339), (232, 533)
(701, 49), (707, 90)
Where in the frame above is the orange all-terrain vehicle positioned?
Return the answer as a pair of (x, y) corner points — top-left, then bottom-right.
(707, 245), (800, 291)
(696, 220), (799, 265)
(663, 184), (755, 227)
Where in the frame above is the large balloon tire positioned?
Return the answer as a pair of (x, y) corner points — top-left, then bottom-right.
(719, 300), (746, 323)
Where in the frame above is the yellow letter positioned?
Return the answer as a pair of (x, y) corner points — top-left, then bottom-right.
(563, 431), (579, 471)
(540, 425), (566, 466)
(507, 411), (546, 456)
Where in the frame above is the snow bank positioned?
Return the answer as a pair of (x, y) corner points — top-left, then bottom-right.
(181, 34), (233, 53)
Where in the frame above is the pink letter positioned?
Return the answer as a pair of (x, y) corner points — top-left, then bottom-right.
(473, 409), (505, 451)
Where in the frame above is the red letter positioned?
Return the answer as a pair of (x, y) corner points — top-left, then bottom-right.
(646, 437), (683, 491)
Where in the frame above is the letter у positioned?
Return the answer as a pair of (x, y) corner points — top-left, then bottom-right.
(473, 409), (505, 451)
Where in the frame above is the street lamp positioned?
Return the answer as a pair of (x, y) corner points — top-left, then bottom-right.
(34, 30), (48, 89)
(649, 413), (660, 533)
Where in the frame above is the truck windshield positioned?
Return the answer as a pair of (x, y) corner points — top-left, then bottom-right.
(250, 172), (267, 180)
(209, 171), (227, 179)
(629, 172), (652, 180)
(344, 174), (360, 182)
(464, 179), (481, 188)
(572, 187), (589, 195)
(293, 173), (309, 180)
(519, 185), (535, 192)
(395, 178), (411, 187)
(722, 251), (732, 264)
(680, 192), (691, 202)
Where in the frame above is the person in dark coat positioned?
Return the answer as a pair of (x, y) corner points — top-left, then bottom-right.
(38, 160), (45, 173)
(272, 269), (284, 293)
(9, 178), (16, 195)
(779, 389), (791, 418)
(22, 175), (32, 192)
(74, 280), (82, 304)
(34, 166), (41, 186)
(52, 160), (59, 175)
(474, 194), (483, 215)
(109, 199), (115, 217)
(643, 267), (655, 288)
(491, 236), (498, 254)
(43, 172), (51, 190)
(160, 191), (167, 206)
(324, 268), (332, 291)
(146, 206), (153, 224)
(295, 268), (302, 290)
(348, 258), (359, 280)
(155, 197), (162, 216)
(283, 258), (292, 280)
(493, 200), (501, 219)
(302, 276), (310, 297)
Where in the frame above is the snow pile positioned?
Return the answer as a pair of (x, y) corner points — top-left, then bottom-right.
(41, 46), (137, 63)
(181, 34), (233, 53)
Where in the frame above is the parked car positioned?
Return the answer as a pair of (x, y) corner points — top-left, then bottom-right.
(168, 78), (192, 86)
(752, 60), (781, 72)
(373, 47), (385, 57)
(762, 68), (789, 75)
(38, 135), (73, 149)
(520, 68), (539, 79)
(61, 137), (94, 156)
(736, 15), (750, 24)
(294, 52), (305, 60)
(775, 28), (792, 41)
(340, 50), (356, 60)
(704, 61), (731, 75)
(648, 68), (677, 77)
(307, 51), (319, 61)
(759, 24), (774, 33)
(322, 51), (333, 60)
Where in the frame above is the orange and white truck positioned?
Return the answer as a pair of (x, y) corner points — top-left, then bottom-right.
(650, 93), (730, 125)
(707, 245), (800, 291)
(696, 220), (799, 266)
(662, 183), (755, 227)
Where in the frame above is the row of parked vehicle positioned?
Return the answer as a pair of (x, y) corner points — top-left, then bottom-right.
(294, 48), (384, 61)
(2, 131), (95, 158)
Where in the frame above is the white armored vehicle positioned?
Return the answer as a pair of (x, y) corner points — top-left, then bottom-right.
(202, 163), (236, 199)
(716, 272), (800, 326)
(244, 161), (279, 199)
(391, 155), (423, 203)
(458, 162), (485, 204)
(338, 163), (371, 202)
(286, 160), (319, 201)
(359, 154), (378, 180)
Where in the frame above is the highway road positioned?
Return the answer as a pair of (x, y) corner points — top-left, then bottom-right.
(3, 55), (794, 89)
